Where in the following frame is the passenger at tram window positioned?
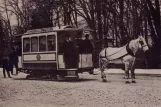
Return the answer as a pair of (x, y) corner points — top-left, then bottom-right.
(47, 35), (56, 51)
(39, 36), (46, 51)
(31, 37), (38, 52)
(82, 34), (93, 53)
(23, 38), (30, 52)
(25, 43), (30, 52)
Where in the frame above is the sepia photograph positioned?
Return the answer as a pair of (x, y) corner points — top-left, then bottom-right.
(0, 0), (161, 107)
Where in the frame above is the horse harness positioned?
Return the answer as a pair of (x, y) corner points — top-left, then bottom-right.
(102, 43), (135, 61)
(126, 43), (135, 57)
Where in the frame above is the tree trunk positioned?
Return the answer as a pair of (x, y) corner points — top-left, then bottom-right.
(145, 0), (161, 68)
(119, 0), (126, 45)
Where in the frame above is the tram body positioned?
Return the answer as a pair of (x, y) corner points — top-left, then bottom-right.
(21, 26), (94, 79)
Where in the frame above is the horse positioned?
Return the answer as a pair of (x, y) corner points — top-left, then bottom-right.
(99, 36), (149, 83)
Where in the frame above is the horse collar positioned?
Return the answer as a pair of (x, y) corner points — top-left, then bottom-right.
(126, 43), (135, 57)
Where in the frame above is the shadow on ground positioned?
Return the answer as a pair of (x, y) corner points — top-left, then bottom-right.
(13, 77), (98, 82)
(107, 73), (161, 77)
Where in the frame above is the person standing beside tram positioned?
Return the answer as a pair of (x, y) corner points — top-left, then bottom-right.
(2, 56), (12, 78)
(2, 47), (12, 78)
(10, 45), (19, 75)
(63, 35), (79, 69)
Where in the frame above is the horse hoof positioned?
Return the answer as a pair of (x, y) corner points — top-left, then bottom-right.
(26, 75), (32, 79)
(132, 81), (136, 83)
(102, 79), (107, 82)
(125, 81), (130, 84)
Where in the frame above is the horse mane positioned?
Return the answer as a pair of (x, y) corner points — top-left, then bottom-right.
(128, 38), (140, 55)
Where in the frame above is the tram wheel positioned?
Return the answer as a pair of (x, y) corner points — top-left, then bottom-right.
(89, 70), (94, 75)
(89, 68), (94, 75)
(57, 75), (65, 81)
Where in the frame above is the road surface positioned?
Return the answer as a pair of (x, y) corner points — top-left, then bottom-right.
(0, 69), (161, 107)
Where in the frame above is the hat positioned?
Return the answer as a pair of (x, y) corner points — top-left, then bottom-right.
(85, 34), (89, 37)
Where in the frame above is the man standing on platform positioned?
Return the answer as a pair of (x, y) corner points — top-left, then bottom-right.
(63, 35), (79, 69)
(83, 34), (93, 53)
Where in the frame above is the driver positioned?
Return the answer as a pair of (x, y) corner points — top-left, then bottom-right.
(63, 35), (79, 69)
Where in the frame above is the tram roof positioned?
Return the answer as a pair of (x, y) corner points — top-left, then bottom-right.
(24, 25), (93, 35)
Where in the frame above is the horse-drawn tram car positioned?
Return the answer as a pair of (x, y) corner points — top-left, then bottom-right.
(20, 25), (94, 80)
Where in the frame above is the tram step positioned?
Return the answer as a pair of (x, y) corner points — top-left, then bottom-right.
(57, 75), (79, 81)
(65, 76), (78, 78)
(65, 76), (79, 80)
(67, 70), (78, 76)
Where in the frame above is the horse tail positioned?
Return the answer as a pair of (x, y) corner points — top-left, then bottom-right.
(99, 53), (101, 68)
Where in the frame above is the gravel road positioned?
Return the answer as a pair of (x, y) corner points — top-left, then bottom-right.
(1, 69), (161, 107)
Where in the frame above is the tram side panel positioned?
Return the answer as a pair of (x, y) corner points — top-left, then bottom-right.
(18, 56), (22, 69)
(22, 53), (57, 74)
(57, 54), (65, 69)
(21, 33), (58, 75)
(79, 54), (93, 68)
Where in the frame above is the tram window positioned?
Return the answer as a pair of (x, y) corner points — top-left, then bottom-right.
(47, 35), (56, 51)
(31, 37), (38, 52)
(23, 38), (30, 52)
(39, 36), (46, 51)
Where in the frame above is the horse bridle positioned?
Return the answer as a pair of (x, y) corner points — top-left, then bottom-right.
(142, 44), (148, 48)
(139, 40), (148, 48)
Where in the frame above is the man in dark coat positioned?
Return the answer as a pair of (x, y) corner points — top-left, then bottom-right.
(63, 35), (79, 69)
(76, 37), (84, 54)
(2, 56), (12, 78)
(10, 46), (19, 75)
(82, 34), (93, 53)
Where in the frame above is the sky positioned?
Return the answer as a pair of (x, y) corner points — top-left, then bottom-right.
(0, 0), (17, 25)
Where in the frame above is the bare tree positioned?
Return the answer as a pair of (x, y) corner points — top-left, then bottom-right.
(0, 0), (35, 34)
(144, 0), (161, 68)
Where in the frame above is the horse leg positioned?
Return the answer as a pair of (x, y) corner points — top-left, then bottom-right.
(101, 69), (106, 82)
(100, 59), (107, 82)
(131, 63), (136, 83)
(128, 57), (136, 83)
(124, 63), (130, 83)
(131, 68), (136, 83)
